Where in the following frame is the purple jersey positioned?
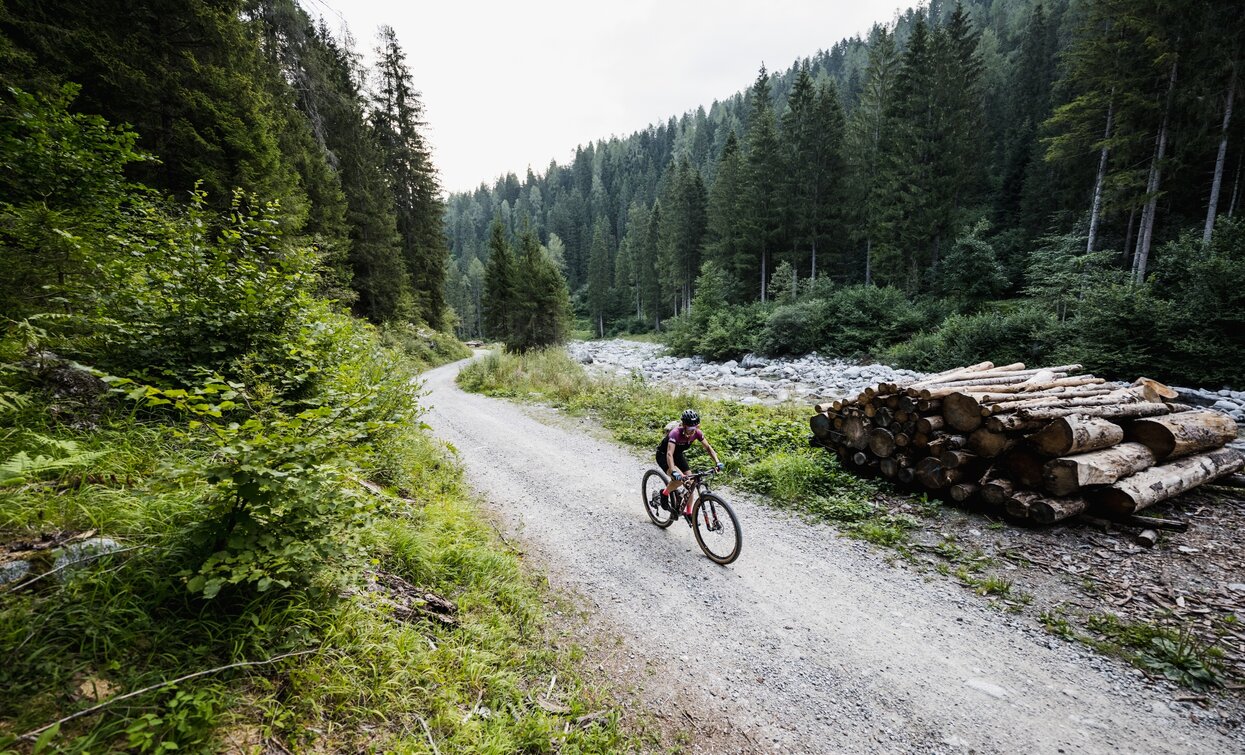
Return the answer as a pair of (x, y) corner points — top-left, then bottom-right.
(666, 426), (704, 448)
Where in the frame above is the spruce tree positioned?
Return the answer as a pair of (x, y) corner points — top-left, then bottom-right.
(586, 219), (612, 336)
(482, 219), (515, 341)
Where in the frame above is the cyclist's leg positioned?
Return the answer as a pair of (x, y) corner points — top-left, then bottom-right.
(664, 449), (691, 498)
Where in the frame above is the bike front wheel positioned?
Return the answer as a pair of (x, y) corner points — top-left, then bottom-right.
(692, 493), (742, 565)
(641, 468), (677, 528)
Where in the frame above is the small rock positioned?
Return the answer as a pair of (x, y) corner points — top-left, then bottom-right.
(1177, 546), (1200, 554)
(0, 560), (32, 585)
(52, 537), (125, 578)
(1226, 583), (1245, 593)
(965, 678), (1008, 699)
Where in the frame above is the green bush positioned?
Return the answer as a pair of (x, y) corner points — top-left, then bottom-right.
(886, 306), (1063, 371)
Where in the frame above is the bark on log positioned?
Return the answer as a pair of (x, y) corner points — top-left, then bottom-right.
(1095, 447), (1245, 514)
(981, 478), (1015, 506)
(1029, 494), (1089, 525)
(852, 451), (870, 466)
(869, 427), (897, 458)
(880, 458), (899, 478)
(1132, 377), (1178, 402)
(1042, 442), (1157, 496)
(1126, 410), (1239, 460)
(1029, 415), (1125, 457)
(897, 465), (915, 484)
(987, 403), (1187, 433)
(982, 389), (1143, 416)
(967, 427), (1015, 458)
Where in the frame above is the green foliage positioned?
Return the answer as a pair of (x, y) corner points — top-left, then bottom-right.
(886, 305), (1062, 372)
(937, 220), (1008, 310)
(378, 321), (472, 371)
(0, 433), (106, 486)
(1087, 614), (1223, 690)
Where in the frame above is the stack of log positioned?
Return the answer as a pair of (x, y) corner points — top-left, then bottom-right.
(809, 361), (1244, 524)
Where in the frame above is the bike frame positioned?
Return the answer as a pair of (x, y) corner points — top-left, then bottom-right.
(675, 469), (718, 526)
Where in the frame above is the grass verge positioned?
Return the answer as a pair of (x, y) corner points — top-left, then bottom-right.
(0, 386), (627, 752)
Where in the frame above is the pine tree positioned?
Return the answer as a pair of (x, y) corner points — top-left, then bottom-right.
(372, 25), (448, 327)
(741, 66), (785, 301)
(509, 226), (570, 352)
(482, 218), (514, 341)
(844, 27), (900, 284)
(703, 132), (745, 293)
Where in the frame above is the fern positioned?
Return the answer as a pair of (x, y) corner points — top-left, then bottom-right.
(0, 433), (106, 485)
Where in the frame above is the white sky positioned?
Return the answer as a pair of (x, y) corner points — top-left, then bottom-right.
(305, 0), (904, 195)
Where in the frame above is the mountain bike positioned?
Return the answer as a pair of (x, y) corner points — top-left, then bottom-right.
(641, 467), (742, 565)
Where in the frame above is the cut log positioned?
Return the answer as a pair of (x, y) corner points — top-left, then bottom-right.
(1126, 410), (1239, 460)
(1005, 490), (1042, 519)
(897, 465), (915, 484)
(915, 415), (945, 434)
(852, 451), (870, 466)
(943, 392), (985, 432)
(875, 407), (894, 427)
(987, 402), (1187, 433)
(967, 427), (1015, 458)
(869, 427), (897, 458)
(1095, 446), (1245, 514)
(950, 483), (979, 502)
(842, 415), (869, 450)
(982, 389), (1144, 416)
(1041, 442), (1156, 496)
(1135, 529), (1159, 548)
(980, 478), (1016, 506)
(810, 412), (834, 440)
(1121, 514), (1188, 532)
(915, 457), (947, 489)
(939, 449), (977, 469)
(879, 458), (899, 478)
(814, 402), (835, 414)
(1003, 447), (1045, 488)
(1029, 415), (1125, 457)
(1029, 494), (1089, 525)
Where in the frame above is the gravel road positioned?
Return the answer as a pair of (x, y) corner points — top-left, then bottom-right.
(422, 357), (1238, 754)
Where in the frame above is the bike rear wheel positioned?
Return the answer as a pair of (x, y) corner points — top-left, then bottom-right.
(641, 468), (677, 528)
(692, 493), (742, 565)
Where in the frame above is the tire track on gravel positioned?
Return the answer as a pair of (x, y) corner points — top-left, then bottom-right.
(422, 357), (1236, 754)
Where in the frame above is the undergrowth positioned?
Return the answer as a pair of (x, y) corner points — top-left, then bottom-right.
(457, 349), (896, 541)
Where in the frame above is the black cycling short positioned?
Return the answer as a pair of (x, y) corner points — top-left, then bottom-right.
(656, 442), (690, 474)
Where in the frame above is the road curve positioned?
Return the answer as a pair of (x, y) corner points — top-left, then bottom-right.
(422, 356), (1234, 754)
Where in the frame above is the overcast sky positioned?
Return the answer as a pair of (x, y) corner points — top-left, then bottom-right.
(305, 0), (904, 195)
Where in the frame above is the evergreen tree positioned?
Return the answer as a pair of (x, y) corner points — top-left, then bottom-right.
(482, 219), (514, 341)
(372, 25), (448, 327)
(741, 66), (785, 301)
(845, 27), (900, 284)
(509, 226), (570, 352)
(703, 132), (745, 293)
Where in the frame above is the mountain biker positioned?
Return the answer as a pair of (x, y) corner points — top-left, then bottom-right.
(657, 409), (724, 518)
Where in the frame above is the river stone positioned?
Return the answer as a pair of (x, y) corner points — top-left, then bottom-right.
(0, 560), (32, 585)
(52, 537), (124, 578)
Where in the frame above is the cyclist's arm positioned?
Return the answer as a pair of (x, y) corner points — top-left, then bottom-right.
(666, 443), (678, 475)
(701, 439), (721, 466)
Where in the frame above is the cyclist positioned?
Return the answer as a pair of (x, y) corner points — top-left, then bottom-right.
(657, 409), (724, 518)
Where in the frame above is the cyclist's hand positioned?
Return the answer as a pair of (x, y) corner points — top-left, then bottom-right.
(672, 471), (683, 481)
(716, 462), (725, 471)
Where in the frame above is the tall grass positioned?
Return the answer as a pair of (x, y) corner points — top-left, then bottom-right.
(0, 395), (627, 751)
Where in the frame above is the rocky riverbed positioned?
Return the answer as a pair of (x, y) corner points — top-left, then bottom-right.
(567, 339), (1245, 423)
(567, 339), (923, 405)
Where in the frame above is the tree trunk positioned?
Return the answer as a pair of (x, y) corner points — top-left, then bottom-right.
(1230, 151), (1242, 217)
(915, 457), (947, 489)
(987, 402), (1182, 433)
(950, 483), (979, 503)
(1042, 442), (1157, 496)
(1095, 447), (1245, 514)
(1204, 65), (1236, 245)
(842, 415), (870, 450)
(1087, 97), (1114, 253)
(1126, 410), (1239, 460)
(1029, 415), (1125, 457)
(939, 449), (978, 469)
(1132, 59), (1178, 285)
(811, 236), (818, 281)
(809, 412), (834, 440)
(1122, 205), (1137, 266)
(1003, 447), (1045, 488)
(943, 392), (985, 432)
(1005, 490), (1043, 519)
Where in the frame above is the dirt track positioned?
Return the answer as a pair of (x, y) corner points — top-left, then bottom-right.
(422, 357), (1239, 754)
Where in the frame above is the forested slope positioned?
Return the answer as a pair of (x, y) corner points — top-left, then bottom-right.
(445, 0), (1245, 387)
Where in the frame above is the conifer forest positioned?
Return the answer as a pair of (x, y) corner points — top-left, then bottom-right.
(445, 0), (1245, 387)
